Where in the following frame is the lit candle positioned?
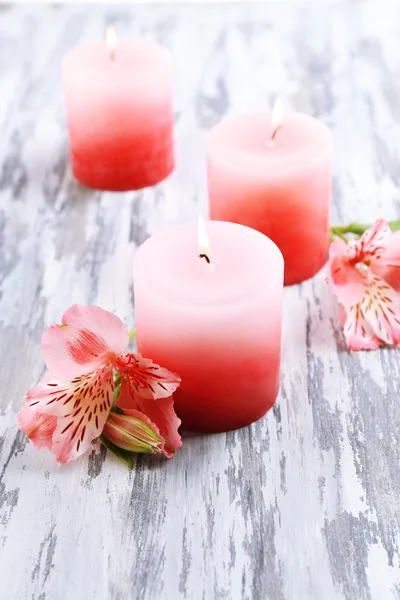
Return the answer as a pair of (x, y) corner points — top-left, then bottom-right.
(62, 27), (174, 191)
(207, 100), (332, 285)
(133, 220), (284, 433)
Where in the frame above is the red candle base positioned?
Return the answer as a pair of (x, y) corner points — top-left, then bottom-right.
(174, 385), (279, 433)
(283, 242), (329, 285)
(209, 208), (330, 286)
(70, 139), (174, 192)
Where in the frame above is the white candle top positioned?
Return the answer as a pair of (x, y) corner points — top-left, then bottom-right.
(134, 221), (283, 306)
(63, 39), (171, 82)
(207, 111), (332, 170)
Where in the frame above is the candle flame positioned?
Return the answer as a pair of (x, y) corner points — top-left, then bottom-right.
(270, 97), (283, 143)
(198, 215), (214, 270)
(106, 26), (118, 60)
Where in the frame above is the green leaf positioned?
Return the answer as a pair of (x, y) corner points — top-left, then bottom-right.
(100, 435), (133, 469)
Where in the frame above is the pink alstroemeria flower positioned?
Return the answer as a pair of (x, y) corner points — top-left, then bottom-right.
(329, 219), (400, 350)
(18, 305), (182, 463)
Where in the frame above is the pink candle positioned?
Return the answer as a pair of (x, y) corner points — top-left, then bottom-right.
(133, 220), (283, 433)
(207, 108), (332, 285)
(62, 29), (174, 191)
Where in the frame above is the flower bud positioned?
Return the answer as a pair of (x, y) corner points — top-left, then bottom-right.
(102, 412), (163, 454)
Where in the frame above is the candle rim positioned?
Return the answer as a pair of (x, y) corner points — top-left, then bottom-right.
(135, 273), (283, 310)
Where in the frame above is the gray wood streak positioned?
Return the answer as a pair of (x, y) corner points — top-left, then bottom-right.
(0, 3), (399, 599)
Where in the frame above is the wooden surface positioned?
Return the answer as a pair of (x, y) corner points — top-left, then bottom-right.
(1, 3), (400, 599)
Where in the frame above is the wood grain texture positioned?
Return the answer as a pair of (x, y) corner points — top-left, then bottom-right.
(1, 3), (400, 599)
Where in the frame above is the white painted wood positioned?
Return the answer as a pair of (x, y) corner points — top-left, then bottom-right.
(1, 3), (400, 599)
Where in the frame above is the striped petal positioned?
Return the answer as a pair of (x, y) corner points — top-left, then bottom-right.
(342, 305), (382, 351)
(26, 366), (114, 462)
(357, 220), (400, 290)
(114, 353), (181, 400)
(370, 231), (400, 292)
(357, 218), (391, 257)
(360, 275), (400, 346)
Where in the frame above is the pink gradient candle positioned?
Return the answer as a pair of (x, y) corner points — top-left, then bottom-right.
(62, 30), (174, 191)
(207, 109), (332, 285)
(133, 220), (284, 433)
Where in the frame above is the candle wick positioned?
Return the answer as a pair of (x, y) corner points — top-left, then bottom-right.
(199, 253), (211, 264)
(270, 124), (282, 144)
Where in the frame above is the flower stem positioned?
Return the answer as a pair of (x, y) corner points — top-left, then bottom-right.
(330, 219), (400, 240)
(330, 227), (348, 242)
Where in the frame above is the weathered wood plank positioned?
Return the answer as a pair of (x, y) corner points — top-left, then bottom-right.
(1, 3), (400, 599)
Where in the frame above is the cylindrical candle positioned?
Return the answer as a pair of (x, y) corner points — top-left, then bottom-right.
(207, 111), (332, 285)
(133, 221), (284, 433)
(62, 37), (174, 191)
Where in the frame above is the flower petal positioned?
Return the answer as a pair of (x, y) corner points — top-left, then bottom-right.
(42, 305), (129, 378)
(17, 404), (57, 451)
(360, 275), (400, 346)
(114, 353), (181, 400)
(117, 384), (182, 457)
(371, 231), (400, 291)
(357, 218), (391, 257)
(328, 238), (366, 306)
(26, 366), (114, 463)
(342, 305), (382, 351)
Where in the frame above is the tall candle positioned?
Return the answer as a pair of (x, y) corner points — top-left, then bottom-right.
(207, 108), (332, 285)
(133, 221), (284, 433)
(62, 29), (174, 191)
